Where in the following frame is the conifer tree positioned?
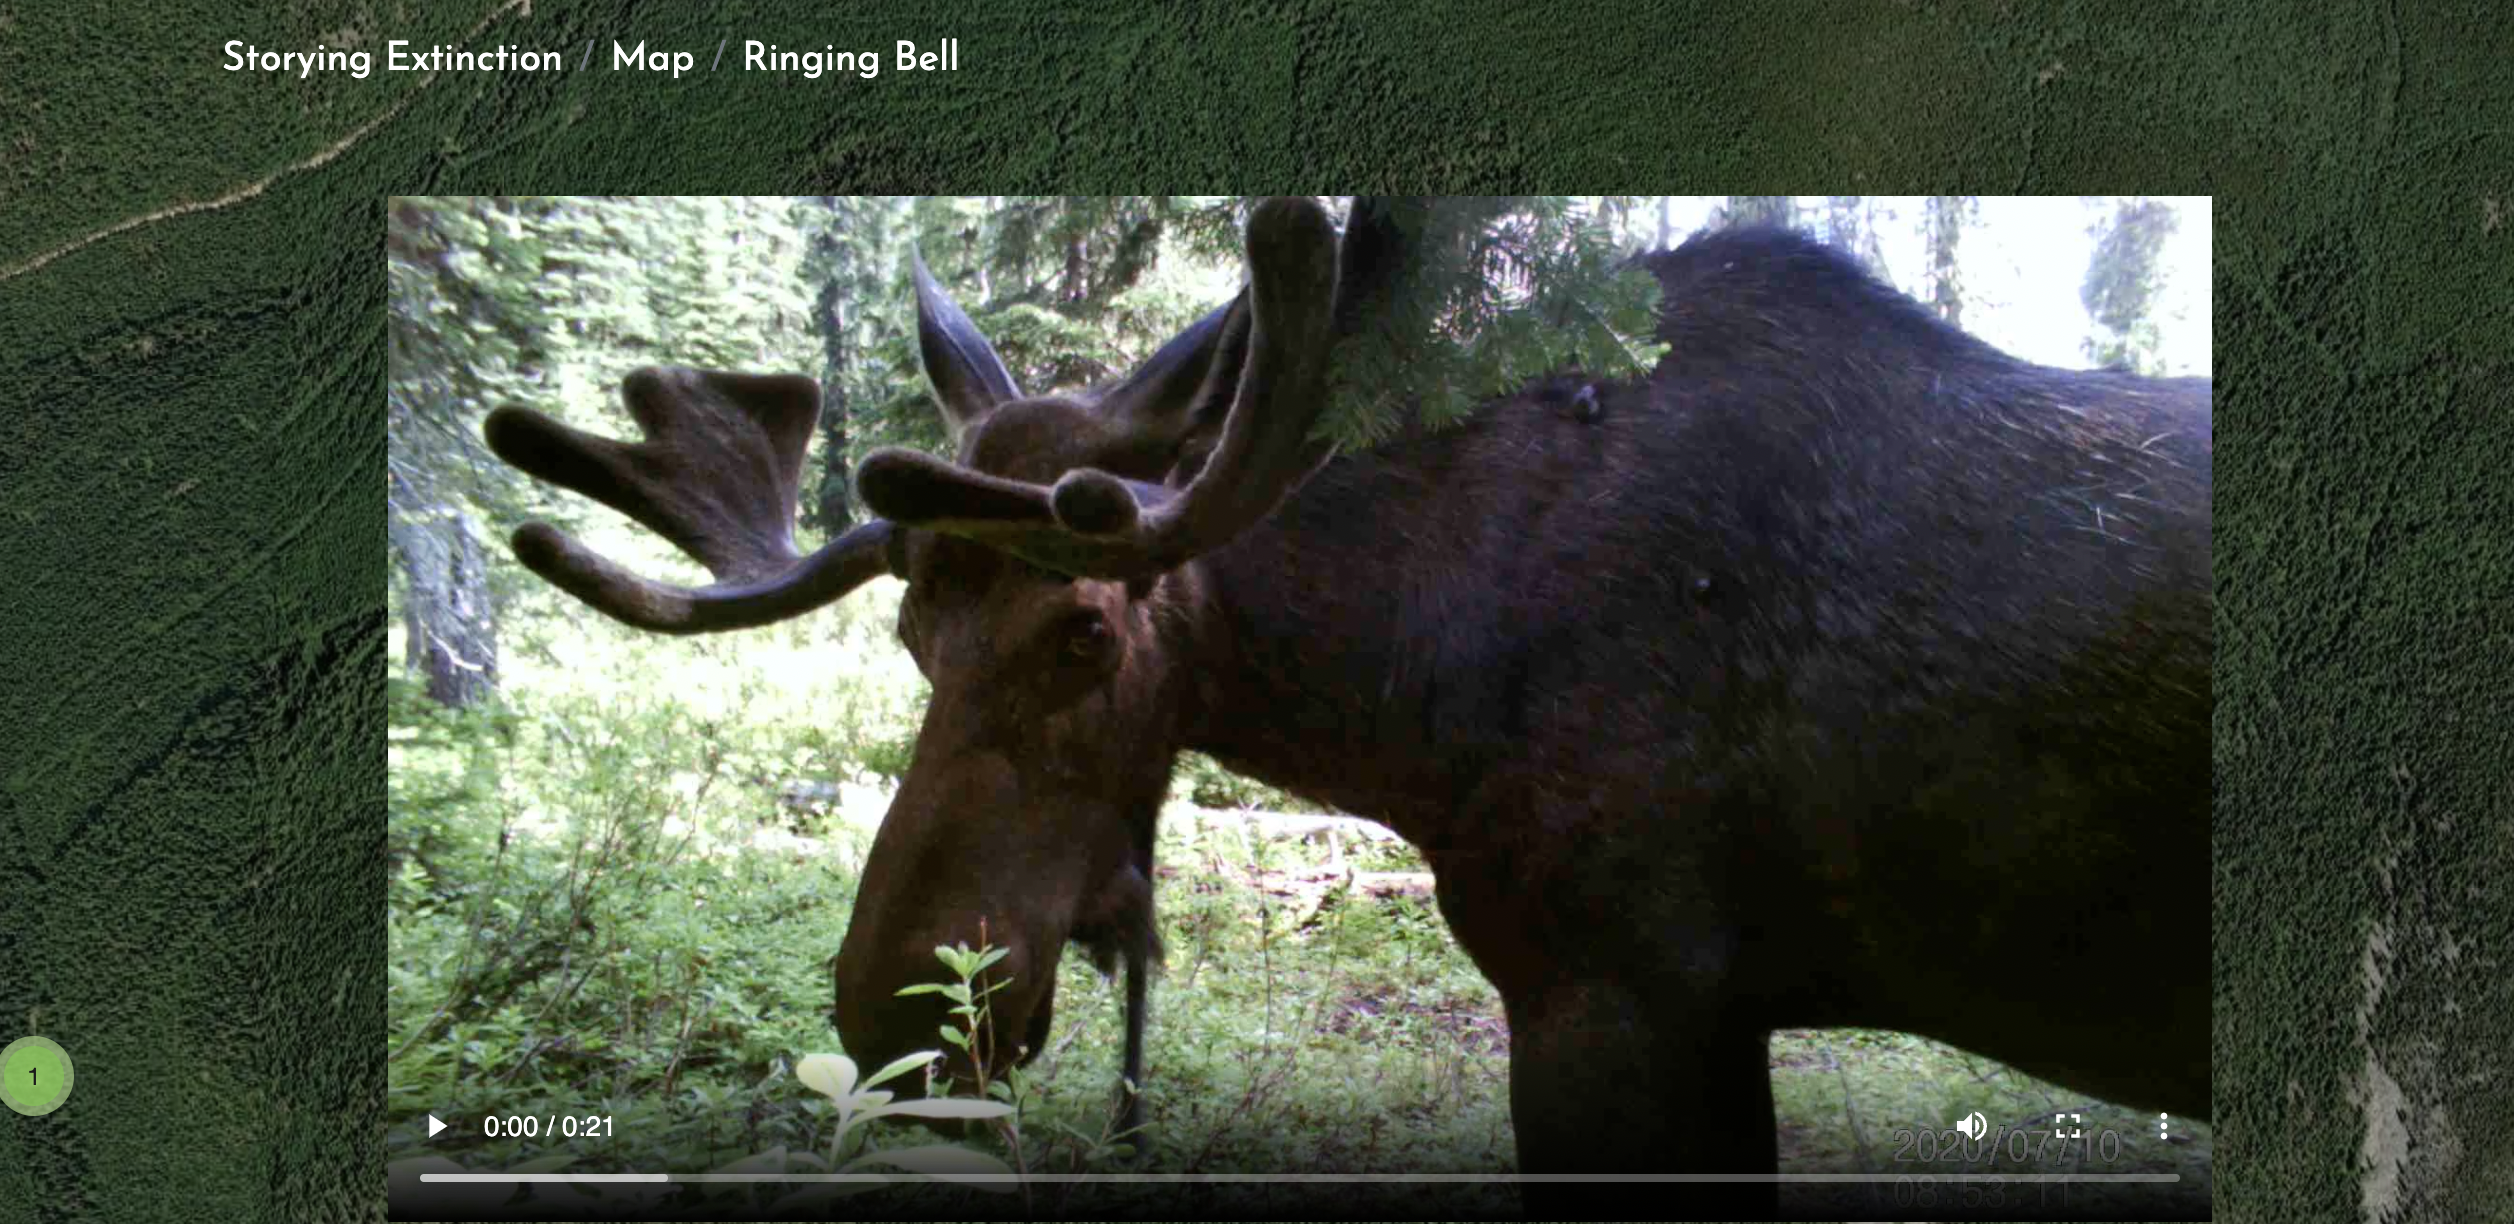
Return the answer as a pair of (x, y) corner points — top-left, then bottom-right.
(2080, 197), (2180, 374)
(1922, 195), (1979, 328)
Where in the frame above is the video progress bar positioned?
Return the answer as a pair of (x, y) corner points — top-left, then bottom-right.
(423, 1172), (2182, 1184)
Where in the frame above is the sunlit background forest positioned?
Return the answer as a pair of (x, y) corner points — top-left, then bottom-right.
(387, 196), (2211, 1215)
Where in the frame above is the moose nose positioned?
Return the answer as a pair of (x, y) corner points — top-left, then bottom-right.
(832, 933), (1046, 1096)
(830, 951), (929, 1084)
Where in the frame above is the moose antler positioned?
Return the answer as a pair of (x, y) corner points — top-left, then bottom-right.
(854, 196), (1344, 581)
(484, 368), (895, 634)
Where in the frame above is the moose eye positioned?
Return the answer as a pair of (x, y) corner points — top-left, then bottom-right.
(1062, 612), (1113, 660)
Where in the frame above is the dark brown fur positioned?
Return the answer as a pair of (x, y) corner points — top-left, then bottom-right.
(490, 202), (2210, 1216)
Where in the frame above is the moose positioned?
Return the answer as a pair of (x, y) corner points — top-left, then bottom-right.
(484, 197), (2211, 1214)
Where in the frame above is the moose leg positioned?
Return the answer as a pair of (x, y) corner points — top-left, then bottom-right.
(1507, 979), (1780, 1219)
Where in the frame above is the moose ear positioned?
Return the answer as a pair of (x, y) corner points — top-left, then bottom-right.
(913, 249), (1023, 437)
(1099, 292), (1250, 434)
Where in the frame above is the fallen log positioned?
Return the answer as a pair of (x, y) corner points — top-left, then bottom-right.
(1171, 804), (1403, 846)
(1298, 870), (1439, 928)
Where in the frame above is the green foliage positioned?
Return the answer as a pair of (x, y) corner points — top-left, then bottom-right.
(386, 195), (1666, 1201)
(1821, 195), (1889, 276)
(853, 724), (922, 784)
(1714, 194), (1798, 230)
(389, 197), (828, 711)
(900, 941), (1013, 1064)
(384, 590), (1517, 1187)
(753, 1034), (1018, 1212)
(388, 198), (2207, 1206)
(388, 607), (2207, 1199)
(1175, 750), (1302, 811)
(2081, 197), (2181, 374)
(844, 195), (1247, 461)
(392, 197), (818, 538)
(1318, 197), (1669, 451)
(790, 195), (914, 528)
(395, 197), (1672, 559)
(1763, 1027), (2212, 1212)
(385, 672), (521, 907)
(818, 196), (1670, 462)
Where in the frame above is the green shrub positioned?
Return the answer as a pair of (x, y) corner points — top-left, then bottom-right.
(1174, 751), (1302, 811)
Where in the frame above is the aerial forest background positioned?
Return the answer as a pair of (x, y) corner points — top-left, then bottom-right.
(385, 195), (2210, 1214)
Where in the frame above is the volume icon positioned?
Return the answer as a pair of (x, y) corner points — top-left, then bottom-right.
(1955, 1111), (1988, 1140)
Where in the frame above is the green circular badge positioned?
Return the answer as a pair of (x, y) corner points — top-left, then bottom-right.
(1, 1036), (73, 1116)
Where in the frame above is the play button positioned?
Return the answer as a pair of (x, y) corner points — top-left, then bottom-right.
(428, 1114), (447, 1138)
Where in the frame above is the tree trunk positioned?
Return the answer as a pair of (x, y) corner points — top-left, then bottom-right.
(812, 265), (854, 529)
(1093, 216), (1165, 309)
(1925, 195), (1972, 329)
(1061, 236), (1087, 306)
(392, 504), (498, 708)
(1824, 196), (1884, 275)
